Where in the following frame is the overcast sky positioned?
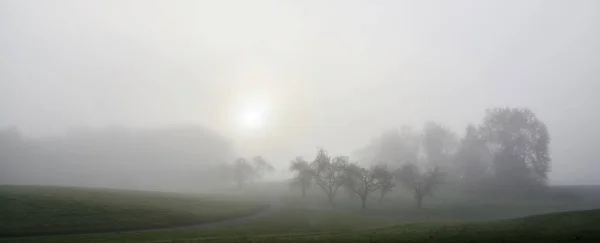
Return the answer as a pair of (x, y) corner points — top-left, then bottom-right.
(1, 0), (599, 184)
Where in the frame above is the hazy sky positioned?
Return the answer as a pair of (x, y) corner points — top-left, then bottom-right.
(1, 0), (599, 184)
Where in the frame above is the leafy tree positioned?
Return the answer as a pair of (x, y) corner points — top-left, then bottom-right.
(310, 148), (348, 204)
(251, 156), (275, 180)
(289, 157), (313, 197)
(354, 126), (420, 166)
(422, 122), (458, 170)
(395, 164), (445, 208)
(454, 124), (491, 185)
(480, 108), (550, 187)
(228, 156), (274, 188)
(373, 165), (395, 204)
(217, 162), (234, 184)
(232, 157), (255, 188)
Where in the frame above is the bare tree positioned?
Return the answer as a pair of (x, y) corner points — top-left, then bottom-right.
(289, 157), (313, 197)
(342, 163), (384, 209)
(395, 164), (445, 208)
(310, 148), (347, 204)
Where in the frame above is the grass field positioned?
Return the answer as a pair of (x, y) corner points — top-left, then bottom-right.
(6, 206), (600, 243)
(199, 209), (600, 243)
(0, 186), (266, 237)
(1, 185), (600, 242)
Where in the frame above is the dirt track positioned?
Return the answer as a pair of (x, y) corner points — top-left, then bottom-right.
(133, 200), (282, 232)
(1, 201), (282, 239)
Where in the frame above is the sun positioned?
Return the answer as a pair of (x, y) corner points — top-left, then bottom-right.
(237, 99), (270, 131)
(240, 108), (266, 130)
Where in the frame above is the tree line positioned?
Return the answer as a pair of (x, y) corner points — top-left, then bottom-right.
(219, 156), (275, 188)
(289, 107), (550, 209)
(289, 148), (443, 209)
(0, 126), (234, 192)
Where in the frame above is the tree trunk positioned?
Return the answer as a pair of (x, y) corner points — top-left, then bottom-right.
(379, 192), (385, 205)
(302, 187), (306, 197)
(328, 193), (334, 204)
(415, 193), (423, 209)
(361, 196), (367, 209)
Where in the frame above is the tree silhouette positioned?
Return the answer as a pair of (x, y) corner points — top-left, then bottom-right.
(251, 156), (275, 181)
(289, 157), (313, 197)
(342, 163), (389, 209)
(373, 165), (395, 204)
(229, 156), (274, 188)
(422, 122), (458, 176)
(480, 107), (550, 187)
(310, 148), (347, 204)
(395, 163), (445, 208)
(232, 157), (254, 188)
(454, 124), (491, 185)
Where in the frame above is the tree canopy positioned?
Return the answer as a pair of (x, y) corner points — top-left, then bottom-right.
(310, 149), (348, 204)
(289, 157), (313, 197)
(480, 108), (550, 186)
(395, 164), (445, 208)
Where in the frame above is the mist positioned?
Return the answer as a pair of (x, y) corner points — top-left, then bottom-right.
(1, 0), (600, 189)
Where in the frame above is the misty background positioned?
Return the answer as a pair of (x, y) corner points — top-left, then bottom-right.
(1, 0), (599, 188)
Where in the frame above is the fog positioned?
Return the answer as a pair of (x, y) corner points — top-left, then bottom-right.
(1, 0), (599, 189)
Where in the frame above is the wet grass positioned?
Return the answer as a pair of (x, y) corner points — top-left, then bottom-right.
(2, 185), (600, 242)
(218, 209), (600, 243)
(8, 207), (600, 243)
(0, 185), (266, 237)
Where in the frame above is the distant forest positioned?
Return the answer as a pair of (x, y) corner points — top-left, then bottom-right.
(0, 126), (233, 192)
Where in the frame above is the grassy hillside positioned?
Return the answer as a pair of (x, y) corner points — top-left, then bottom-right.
(2, 185), (600, 242)
(0, 186), (266, 237)
(229, 209), (600, 243)
(7, 207), (600, 243)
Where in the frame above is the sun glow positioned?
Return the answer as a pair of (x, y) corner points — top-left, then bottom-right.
(241, 108), (266, 130)
(237, 98), (270, 131)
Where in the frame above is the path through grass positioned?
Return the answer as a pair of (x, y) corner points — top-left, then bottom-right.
(0, 186), (266, 237)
